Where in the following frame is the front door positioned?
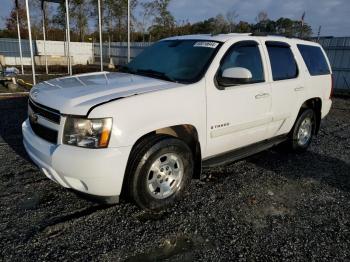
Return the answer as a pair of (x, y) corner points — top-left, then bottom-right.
(205, 40), (272, 158)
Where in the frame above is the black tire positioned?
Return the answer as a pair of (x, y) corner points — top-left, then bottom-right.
(126, 134), (193, 211)
(286, 108), (316, 152)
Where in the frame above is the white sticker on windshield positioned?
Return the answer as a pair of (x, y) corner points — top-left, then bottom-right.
(194, 41), (219, 48)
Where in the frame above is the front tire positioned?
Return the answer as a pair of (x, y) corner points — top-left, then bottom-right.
(287, 108), (316, 152)
(126, 135), (193, 211)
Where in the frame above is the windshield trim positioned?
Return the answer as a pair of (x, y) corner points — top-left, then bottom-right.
(121, 40), (223, 85)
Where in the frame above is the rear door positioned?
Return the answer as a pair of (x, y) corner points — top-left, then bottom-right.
(262, 41), (303, 138)
(296, 44), (332, 102)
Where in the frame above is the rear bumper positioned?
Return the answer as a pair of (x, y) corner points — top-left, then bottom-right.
(22, 119), (132, 198)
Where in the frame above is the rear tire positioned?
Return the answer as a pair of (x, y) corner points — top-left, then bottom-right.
(286, 108), (316, 152)
(126, 135), (193, 211)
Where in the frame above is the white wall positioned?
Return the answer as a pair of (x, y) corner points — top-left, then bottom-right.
(3, 57), (33, 66)
(2, 40), (151, 67)
(5, 40), (94, 66)
(36, 40), (93, 65)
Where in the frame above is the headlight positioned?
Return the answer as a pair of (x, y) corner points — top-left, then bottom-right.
(63, 117), (112, 148)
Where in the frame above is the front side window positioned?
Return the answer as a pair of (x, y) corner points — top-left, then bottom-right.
(216, 41), (265, 87)
(122, 40), (221, 84)
(297, 44), (330, 76)
(266, 42), (298, 81)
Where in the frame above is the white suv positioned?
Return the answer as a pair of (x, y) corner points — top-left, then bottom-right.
(23, 34), (333, 210)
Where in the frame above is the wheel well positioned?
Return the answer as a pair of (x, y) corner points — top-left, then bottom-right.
(131, 125), (202, 179)
(300, 98), (322, 134)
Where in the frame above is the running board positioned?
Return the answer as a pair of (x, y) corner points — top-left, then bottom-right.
(202, 135), (287, 168)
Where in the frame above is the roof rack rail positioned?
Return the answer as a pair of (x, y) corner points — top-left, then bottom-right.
(250, 32), (288, 38)
(249, 32), (311, 41)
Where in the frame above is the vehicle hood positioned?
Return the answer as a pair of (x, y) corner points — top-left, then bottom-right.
(29, 72), (183, 115)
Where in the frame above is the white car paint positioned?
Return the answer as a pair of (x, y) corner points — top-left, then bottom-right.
(22, 33), (333, 199)
(30, 72), (183, 115)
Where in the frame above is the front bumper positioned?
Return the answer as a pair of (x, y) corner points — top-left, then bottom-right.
(22, 119), (132, 198)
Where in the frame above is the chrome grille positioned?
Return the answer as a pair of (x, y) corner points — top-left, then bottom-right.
(28, 99), (60, 144)
(29, 119), (58, 144)
(28, 99), (61, 124)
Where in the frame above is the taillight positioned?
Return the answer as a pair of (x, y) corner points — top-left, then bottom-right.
(330, 74), (334, 99)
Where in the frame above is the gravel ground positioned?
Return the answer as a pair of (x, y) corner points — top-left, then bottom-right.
(0, 95), (349, 261)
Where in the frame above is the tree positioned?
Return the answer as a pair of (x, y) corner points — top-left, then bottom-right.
(256, 11), (268, 23)
(149, 0), (175, 28)
(226, 10), (239, 33)
(2, 1), (313, 42)
(71, 0), (89, 41)
(255, 11), (269, 32)
(90, 0), (138, 42)
(5, 0), (45, 40)
(274, 17), (312, 38)
(212, 14), (229, 34)
(138, 1), (154, 41)
(146, 0), (176, 39)
(52, 2), (68, 30)
(5, 0), (28, 38)
(190, 18), (216, 34)
(52, 0), (90, 41)
(235, 21), (252, 33)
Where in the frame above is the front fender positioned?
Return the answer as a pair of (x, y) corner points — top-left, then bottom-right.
(88, 81), (207, 150)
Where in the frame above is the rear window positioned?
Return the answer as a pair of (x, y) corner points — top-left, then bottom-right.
(266, 43), (298, 81)
(297, 44), (330, 76)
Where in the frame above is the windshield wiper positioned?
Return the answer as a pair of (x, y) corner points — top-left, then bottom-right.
(136, 69), (176, 82)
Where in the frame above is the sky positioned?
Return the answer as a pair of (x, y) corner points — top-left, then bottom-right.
(0, 0), (349, 37)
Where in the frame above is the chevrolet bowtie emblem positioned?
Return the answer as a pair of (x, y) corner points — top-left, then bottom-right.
(29, 110), (39, 124)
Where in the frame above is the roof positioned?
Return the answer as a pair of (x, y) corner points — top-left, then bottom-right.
(164, 33), (251, 42)
(163, 33), (319, 46)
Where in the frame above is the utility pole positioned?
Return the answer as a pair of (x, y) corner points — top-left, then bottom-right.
(65, 0), (72, 75)
(15, 0), (24, 75)
(127, 0), (131, 63)
(98, 0), (103, 72)
(25, 0), (36, 85)
(42, 1), (48, 74)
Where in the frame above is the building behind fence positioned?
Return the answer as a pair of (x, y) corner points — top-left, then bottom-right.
(94, 42), (152, 65)
(0, 37), (349, 91)
(317, 37), (350, 91)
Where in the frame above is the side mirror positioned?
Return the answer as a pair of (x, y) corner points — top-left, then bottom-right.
(218, 67), (253, 87)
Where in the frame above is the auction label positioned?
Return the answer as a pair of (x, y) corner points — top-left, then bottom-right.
(194, 41), (219, 48)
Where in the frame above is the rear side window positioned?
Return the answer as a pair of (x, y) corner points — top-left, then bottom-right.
(297, 44), (330, 76)
(266, 42), (298, 81)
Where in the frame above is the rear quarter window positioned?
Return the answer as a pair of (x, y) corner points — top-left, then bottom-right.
(297, 44), (330, 76)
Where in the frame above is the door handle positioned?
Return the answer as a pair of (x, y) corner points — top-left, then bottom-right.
(255, 93), (270, 99)
(294, 86), (305, 91)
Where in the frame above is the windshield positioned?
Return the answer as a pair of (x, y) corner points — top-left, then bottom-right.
(121, 40), (221, 84)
